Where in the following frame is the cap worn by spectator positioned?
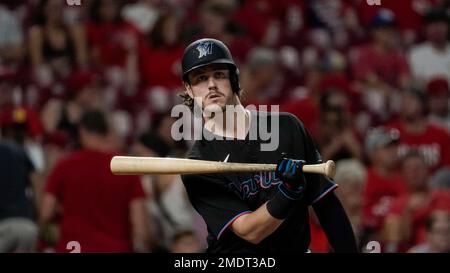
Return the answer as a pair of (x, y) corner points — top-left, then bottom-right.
(365, 127), (400, 153)
(427, 77), (449, 97)
(0, 106), (43, 138)
(0, 107), (27, 125)
(371, 9), (397, 29)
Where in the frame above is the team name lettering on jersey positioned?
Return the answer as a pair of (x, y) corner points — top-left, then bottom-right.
(228, 171), (282, 200)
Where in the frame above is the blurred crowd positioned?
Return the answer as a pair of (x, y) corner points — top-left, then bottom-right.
(0, 0), (449, 253)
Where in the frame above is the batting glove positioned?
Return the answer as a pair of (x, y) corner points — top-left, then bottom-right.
(276, 154), (307, 194)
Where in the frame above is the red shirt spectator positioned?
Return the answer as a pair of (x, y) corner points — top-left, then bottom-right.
(138, 12), (184, 90)
(87, 21), (140, 68)
(362, 167), (407, 230)
(389, 121), (450, 173)
(139, 45), (183, 90)
(234, 0), (304, 45)
(281, 96), (319, 134)
(389, 189), (450, 246)
(45, 149), (145, 252)
(353, 44), (410, 89)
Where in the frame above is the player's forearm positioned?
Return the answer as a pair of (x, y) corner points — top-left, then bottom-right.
(231, 158), (307, 244)
(231, 202), (283, 244)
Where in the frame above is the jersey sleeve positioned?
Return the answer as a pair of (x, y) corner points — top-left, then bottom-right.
(181, 173), (252, 240)
(285, 113), (338, 205)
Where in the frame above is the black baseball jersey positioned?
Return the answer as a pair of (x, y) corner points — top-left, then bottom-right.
(181, 111), (337, 253)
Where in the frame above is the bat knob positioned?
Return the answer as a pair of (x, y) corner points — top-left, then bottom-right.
(324, 160), (336, 179)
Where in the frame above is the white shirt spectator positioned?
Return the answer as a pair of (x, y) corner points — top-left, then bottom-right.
(409, 42), (450, 86)
(0, 6), (23, 49)
(122, 1), (159, 34)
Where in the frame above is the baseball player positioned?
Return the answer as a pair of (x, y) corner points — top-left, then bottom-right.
(179, 38), (357, 253)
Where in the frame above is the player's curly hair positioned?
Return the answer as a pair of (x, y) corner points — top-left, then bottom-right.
(178, 89), (244, 111)
(179, 91), (195, 111)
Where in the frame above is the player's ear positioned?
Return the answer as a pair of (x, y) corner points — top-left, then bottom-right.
(184, 82), (194, 99)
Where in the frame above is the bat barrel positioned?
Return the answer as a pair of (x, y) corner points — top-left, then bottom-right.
(302, 160), (336, 178)
(110, 156), (276, 175)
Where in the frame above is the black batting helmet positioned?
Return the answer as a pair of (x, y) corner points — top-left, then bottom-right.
(181, 38), (241, 93)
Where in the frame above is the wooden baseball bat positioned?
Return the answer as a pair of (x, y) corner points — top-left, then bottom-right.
(110, 156), (336, 178)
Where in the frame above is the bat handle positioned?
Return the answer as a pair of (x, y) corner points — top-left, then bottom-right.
(302, 160), (336, 179)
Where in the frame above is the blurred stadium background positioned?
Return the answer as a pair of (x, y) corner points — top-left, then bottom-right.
(0, 0), (449, 253)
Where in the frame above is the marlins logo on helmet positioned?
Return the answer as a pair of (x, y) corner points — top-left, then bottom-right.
(196, 41), (213, 58)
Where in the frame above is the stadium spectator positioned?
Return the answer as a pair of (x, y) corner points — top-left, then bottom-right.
(240, 47), (284, 106)
(122, 0), (160, 35)
(314, 87), (362, 161)
(0, 107), (42, 253)
(234, 0), (305, 48)
(407, 210), (450, 253)
(302, 28), (348, 75)
(169, 229), (203, 253)
(132, 128), (205, 251)
(137, 12), (185, 112)
(187, 0), (253, 63)
(389, 88), (450, 174)
(383, 151), (450, 252)
(426, 77), (450, 132)
(40, 69), (103, 148)
(28, 0), (87, 79)
(140, 12), (184, 90)
(362, 127), (407, 237)
(0, 3), (25, 73)
(352, 9), (410, 125)
(304, 0), (362, 49)
(40, 110), (150, 252)
(333, 159), (368, 251)
(355, 0), (442, 45)
(86, 0), (140, 93)
(0, 140), (39, 253)
(429, 168), (450, 190)
(408, 8), (450, 87)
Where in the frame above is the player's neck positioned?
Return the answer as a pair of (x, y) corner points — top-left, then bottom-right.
(203, 100), (251, 139)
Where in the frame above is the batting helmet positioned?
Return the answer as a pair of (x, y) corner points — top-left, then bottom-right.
(181, 38), (240, 93)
